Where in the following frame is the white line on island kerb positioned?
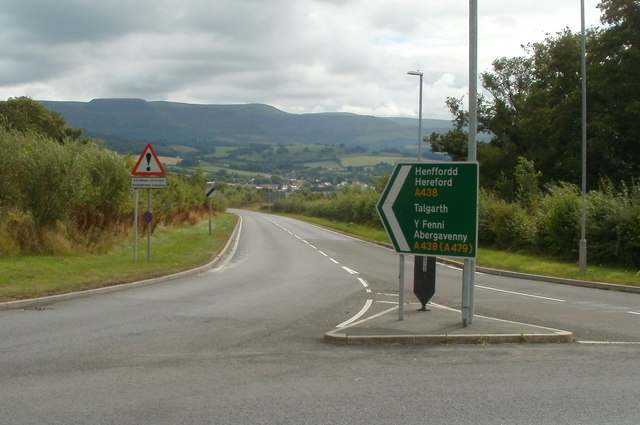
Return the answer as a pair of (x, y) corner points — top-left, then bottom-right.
(336, 299), (373, 328)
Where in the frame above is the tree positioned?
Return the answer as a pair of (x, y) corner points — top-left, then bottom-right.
(427, 129), (468, 161)
(587, 0), (640, 183)
(434, 0), (639, 192)
(0, 97), (82, 143)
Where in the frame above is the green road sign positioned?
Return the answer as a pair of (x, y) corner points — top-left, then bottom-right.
(376, 162), (478, 258)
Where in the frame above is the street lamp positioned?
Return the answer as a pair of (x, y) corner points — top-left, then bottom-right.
(579, 0), (588, 272)
(407, 70), (430, 319)
(407, 70), (423, 161)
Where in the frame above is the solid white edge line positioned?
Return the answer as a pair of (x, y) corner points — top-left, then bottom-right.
(336, 299), (373, 328)
(208, 215), (243, 272)
(476, 285), (566, 302)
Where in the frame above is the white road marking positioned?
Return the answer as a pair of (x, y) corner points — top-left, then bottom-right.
(627, 311), (640, 316)
(476, 285), (566, 302)
(207, 215), (243, 272)
(342, 266), (359, 275)
(336, 299), (373, 328)
(264, 217), (375, 301)
(357, 278), (372, 293)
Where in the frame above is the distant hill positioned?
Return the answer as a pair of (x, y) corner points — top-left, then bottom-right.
(41, 99), (453, 151)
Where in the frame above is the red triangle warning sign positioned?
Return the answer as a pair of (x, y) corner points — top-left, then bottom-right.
(132, 144), (166, 176)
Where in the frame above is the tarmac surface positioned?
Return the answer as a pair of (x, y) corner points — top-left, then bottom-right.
(324, 301), (574, 345)
(6, 216), (634, 346)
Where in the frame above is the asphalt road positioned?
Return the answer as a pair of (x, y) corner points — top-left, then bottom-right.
(1, 209), (639, 424)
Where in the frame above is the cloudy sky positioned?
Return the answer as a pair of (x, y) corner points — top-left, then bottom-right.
(1, 0), (602, 119)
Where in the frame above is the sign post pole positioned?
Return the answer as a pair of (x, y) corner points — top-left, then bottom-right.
(131, 144), (166, 263)
(464, 0), (479, 326)
(205, 182), (217, 236)
(133, 189), (139, 262)
(147, 189), (152, 262)
(399, 254), (405, 320)
(208, 198), (212, 235)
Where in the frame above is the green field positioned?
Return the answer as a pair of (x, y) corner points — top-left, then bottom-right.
(341, 155), (404, 167)
(192, 164), (270, 178)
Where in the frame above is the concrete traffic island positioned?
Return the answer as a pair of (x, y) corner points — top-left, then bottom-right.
(324, 302), (574, 345)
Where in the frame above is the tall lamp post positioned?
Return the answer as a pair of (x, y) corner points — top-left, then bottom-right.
(407, 69), (434, 316)
(463, 0), (478, 326)
(407, 70), (423, 161)
(579, 0), (588, 272)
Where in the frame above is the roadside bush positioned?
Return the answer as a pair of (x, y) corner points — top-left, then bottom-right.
(0, 126), (217, 255)
(271, 185), (380, 227)
(216, 184), (264, 209)
(478, 189), (536, 250)
(586, 179), (640, 267)
(536, 183), (581, 259)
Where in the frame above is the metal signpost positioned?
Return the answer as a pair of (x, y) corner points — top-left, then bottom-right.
(131, 144), (166, 262)
(376, 161), (478, 321)
(205, 182), (217, 235)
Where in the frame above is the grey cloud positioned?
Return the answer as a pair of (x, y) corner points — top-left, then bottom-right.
(0, 0), (156, 45)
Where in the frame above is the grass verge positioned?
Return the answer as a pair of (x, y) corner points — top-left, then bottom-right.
(0, 213), (238, 302)
(275, 213), (640, 287)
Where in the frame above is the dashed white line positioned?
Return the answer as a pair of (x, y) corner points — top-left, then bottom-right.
(265, 217), (374, 305)
(357, 277), (372, 293)
(342, 266), (359, 275)
(628, 311), (640, 316)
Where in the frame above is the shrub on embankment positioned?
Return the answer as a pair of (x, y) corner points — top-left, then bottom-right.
(271, 185), (381, 228)
(0, 127), (219, 255)
(270, 175), (640, 269)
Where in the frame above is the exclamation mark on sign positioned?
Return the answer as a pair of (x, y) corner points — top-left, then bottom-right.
(146, 153), (152, 171)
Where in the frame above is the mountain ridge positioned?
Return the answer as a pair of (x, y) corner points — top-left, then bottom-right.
(41, 98), (453, 150)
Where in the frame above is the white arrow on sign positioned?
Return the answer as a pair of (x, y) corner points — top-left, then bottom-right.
(379, 165), (411, 251)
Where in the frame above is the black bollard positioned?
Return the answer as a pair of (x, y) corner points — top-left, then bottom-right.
(414, 256), (436, 311)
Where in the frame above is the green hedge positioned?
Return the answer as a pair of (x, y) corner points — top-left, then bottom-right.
(271, 177), (640, 269)
(0, 128), (216, 255)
